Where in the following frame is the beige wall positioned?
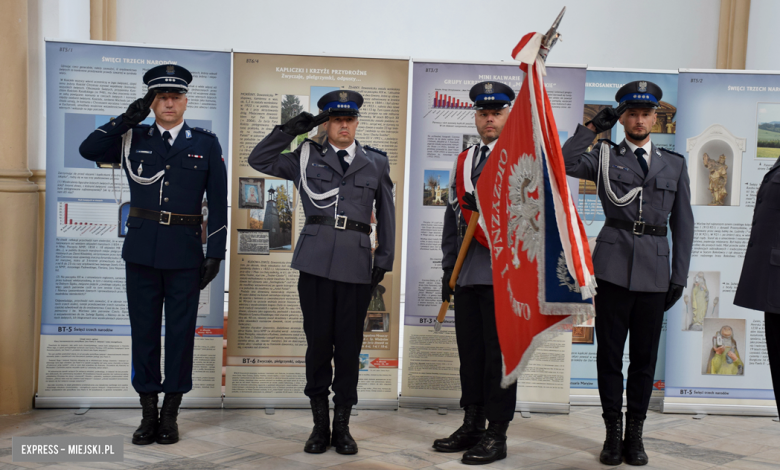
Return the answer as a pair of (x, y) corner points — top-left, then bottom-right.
(0, 0), (38, 415)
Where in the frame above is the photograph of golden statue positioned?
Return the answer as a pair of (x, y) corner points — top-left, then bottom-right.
(702, 153), (728, 205)
(705, 325), (743, 376)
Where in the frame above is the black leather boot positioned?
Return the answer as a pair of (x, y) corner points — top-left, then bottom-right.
(156, 392), (183, 444)
(432, 404), (486, 452)
(304, 396), (330, 453)
(624, 412), (649, 466)
(132, 393), (158, 445)
(461, 420), (509, 465)
(600, 412), (623, 465)
(331, 405), (357, 454)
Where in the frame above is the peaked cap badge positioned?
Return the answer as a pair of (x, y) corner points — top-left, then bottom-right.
(339, 91), (348, 102)
(638, 81), (647, 92)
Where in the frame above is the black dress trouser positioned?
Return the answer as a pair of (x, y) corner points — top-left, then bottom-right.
(298, 272), (372, 406)
(764, 312), (780, 414)
(595, 279), (666, 418)
(454, 284), (517, 422)
(125, 261), (201, 394)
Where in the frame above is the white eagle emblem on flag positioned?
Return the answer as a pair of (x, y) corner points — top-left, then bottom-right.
(507, 153), (542, 268)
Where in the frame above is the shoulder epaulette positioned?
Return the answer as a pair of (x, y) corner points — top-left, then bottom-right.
(303, 138), (324, 149)
(192, 127), (216, 137)
(659, 148), (685, 158)
(596, 138), (620, 148)
(364, 145), (388, 157)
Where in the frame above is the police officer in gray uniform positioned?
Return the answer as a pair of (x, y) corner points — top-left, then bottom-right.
(434, 81), (516, 466)
(734, 156), (780, 415)
(248, 90), (394, 456)
(562, 81), (693, 466)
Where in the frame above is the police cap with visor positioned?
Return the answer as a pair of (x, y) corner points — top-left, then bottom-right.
(317, 90), (364, 117)
(143, 64), (193, 94)
(615, 80), (663, 113)
(469, 81), (516, 110)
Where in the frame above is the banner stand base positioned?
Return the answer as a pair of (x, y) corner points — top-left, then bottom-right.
(399, 397), (569, 414)
(35, 396), (222, 409)
(223, 398), (398, 410)
(663, 402), (779, 417)
(570, 395), (662, 409)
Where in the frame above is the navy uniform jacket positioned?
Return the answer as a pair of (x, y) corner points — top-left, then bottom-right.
(734, 157), (780, 313)
(441, 145), (493, 286)
(79, 115), (228, 270)
(248, 126), (395, 285)
(562, 124), (694, 293)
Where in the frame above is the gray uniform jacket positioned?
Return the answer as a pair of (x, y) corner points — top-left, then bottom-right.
(734, 157), (780, 313)
(562, 124), (694, 293)
(248, 126), (395, 285)
(442, 145), (493, 286)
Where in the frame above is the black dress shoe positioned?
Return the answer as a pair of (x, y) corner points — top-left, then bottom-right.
(132, 393), (158, 445)
(331, 405), (357, 454)
(461, 420), (509, 465)
(156, 392), (183, 445)
(600, 412), (623, 465)
(624, 412), (649, 466)
(304, 396), (330, 454)
(432, 404), (486, 452)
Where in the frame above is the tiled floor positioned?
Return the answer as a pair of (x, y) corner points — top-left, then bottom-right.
(2, 406), (779, 469)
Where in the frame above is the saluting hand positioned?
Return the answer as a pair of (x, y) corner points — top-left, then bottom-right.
(585, 107), (620, 134)
(122, 90), (156, 127)
(199, 257), (222, 290)
(281, 111), (329, 136)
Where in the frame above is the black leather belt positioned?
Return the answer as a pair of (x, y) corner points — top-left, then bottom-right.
(129, 207), (203, 226)
(605, 217), (667, 237)
(306, 215), (371, 235)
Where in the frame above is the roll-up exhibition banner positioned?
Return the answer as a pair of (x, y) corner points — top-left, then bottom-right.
(569, 68), (678, 407)
(38, 40), (231, 408)
(225, 52), (408, 409)
(402, 60), (585, 412)
(664, 69), (780, 416)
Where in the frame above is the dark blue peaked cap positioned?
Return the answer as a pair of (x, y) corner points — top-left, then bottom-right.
(615, 80), (663, 111)
(317, 90), (364, 116)
(143, 64), (192, 94)
(469, 81), (515, 110)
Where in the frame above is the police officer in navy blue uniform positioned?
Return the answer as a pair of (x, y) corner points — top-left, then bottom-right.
(562, 81), (693, 466)
(249, 90), (395, 456)
(734, 156), (780, 416)
(79, 64), (227, 446)
(434, 81), (516, 466)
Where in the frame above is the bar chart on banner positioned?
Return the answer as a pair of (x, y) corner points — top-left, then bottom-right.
(57, 198), (119, 238)
(421, 89), (476, 125)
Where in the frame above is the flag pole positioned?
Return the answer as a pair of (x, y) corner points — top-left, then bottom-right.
(434, 213), (479, 332)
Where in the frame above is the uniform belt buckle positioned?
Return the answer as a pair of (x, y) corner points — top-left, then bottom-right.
(335, 215), (348, 230)
(632, 220), (645, 236)
(160, 211), (172, 225)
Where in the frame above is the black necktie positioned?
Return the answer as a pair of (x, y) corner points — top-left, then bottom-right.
(476, 145), (489, 169)
(634, 148), (648, 176)
(336, 149), (349, 172)
(162, 131), (172, 152)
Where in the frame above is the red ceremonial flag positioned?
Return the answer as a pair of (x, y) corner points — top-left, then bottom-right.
(475, 30), (596, 387)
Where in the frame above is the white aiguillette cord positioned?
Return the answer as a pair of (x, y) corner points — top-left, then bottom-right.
(113, 130), (167, 205)
(581, 142), (644, 225)
(298, 141), (340, 217)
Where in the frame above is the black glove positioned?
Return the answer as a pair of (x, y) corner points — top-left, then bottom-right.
(121, 90), (156, 127)
(199, 258), (222, 290)
(461, 192), (479, 212)
(585, 107), (620, 134)
(442, 268), (454, 303)
(664, 283), (684, 311)
(370, 267), (387, 294)
(281, 111), (329, 136)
